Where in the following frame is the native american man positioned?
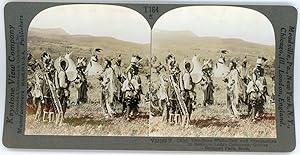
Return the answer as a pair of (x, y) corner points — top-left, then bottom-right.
(179, 61), (196, 122)
(100, 58), (118, 118)
(54, 57), (70, 119)
(224, 60), (244, 119)
(165, 54), (181, 123)
(249, 56), (268, 118)
(75, 57), (88, 104)
(200, 64), (214, 106)
(122, 55), (142, 120)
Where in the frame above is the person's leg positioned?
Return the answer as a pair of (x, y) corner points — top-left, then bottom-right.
(120, 92), (125, 113)
(169, 100), (176, 123)
(126, 99), (132, 120)
(133, 96), (140, 116)
(34, 98), (41, 120)
(186, 97), (192, 125)
(165, 100), (171, 122)
(227, 92), (234, 116)
(252, 102), (258, 121)
(77, 86), (81, 105)
(209, 85), (214, 105)
(100, 92), (109, 117)
(32, 96), (37, 109)
(231, 94), (241, 118)
(121, 92), (126, 114)
(48, 99), (55, 122)
(203, 89), (207, 106)
(161, 100), (167, 122)
(248, 100), (253, 117)
(83, 81), (88, 103)
(105, 94), (116, 117)
(259, 95), (266, 117)
(62, 95), (67, 119)
(256, 98), (264, 118)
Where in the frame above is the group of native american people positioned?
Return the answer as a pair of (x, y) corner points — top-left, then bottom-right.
(27, 49), (144, 124)
(149, 52), (274, 126)
(27, 48), (274, 126)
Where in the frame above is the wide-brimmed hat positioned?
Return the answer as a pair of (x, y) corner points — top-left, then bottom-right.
(130, 55), (142, 65)
(256, 56), (267, 66)
(256, 58), (263, 66)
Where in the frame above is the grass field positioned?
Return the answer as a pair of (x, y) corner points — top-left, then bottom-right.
(25, 76), (150, 136)
(149, 76), (276, 138)
(150, 103), (276, 138)
(25, 76), (276, 138)
(25, 105), (149, 136)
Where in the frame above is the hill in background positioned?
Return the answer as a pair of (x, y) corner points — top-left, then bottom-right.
(152, 29), (275, 68)
(28, 28), (275, 73)
(28, 27), (150, 65)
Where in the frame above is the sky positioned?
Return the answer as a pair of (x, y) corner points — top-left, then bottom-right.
(30, 5), (275, 45)
(154, 6), (275, 45)
(30, 4), (151, 44)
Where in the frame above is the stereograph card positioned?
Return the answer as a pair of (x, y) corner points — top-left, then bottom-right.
(2, 0), (297, 152)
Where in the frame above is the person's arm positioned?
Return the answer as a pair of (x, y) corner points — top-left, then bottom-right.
(121, 80), (127, 92)
(246, 81), (253, 94)
(183, 74), (193, 90)
(229, 70), (238, 86)
(59, 72), (68, 88)
(54, 71), (59, 89)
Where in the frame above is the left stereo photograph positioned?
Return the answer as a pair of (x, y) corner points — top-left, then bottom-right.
(26, 4), (151, 136)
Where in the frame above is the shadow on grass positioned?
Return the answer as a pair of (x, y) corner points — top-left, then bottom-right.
(190, 117), (239, 128)
(64, 111), (149, 127)
(135, 112), (150, 119)
(64, 116), (113, 127)
(113, 112), (149, 119)
(261, 113), (276, 121)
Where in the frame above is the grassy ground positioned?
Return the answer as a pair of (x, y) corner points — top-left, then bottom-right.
(25, 75), (275, 138)
(25, 77), (150, 136)
(25, 103), (149, 136)
(149, 77), (276, 138)
(149, 103), (276, 138)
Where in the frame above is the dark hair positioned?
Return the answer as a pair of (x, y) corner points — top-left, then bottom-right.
(60, 60), (67, 70)
(116, 59), (121, 65)
(105, 59), (112, 67)
(165, 54), (173, 63)
(28, 53), (32, 60)
(230, 61), (237, 69)
(185, 62), (191, 70)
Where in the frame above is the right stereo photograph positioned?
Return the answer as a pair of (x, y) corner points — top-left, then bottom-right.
(149, 6), (276, 138)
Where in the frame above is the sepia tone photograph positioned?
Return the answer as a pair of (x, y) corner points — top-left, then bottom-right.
(26, 4), (151, 136)
(149, 6), (276, 138)
(25, 5), (276, 138)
